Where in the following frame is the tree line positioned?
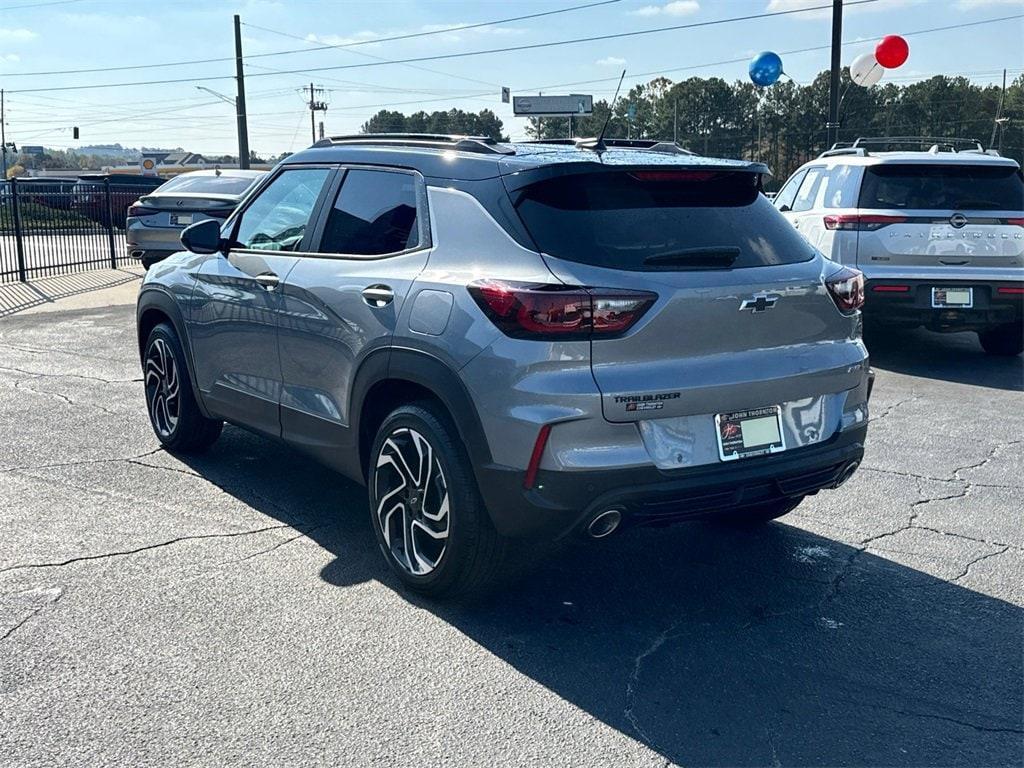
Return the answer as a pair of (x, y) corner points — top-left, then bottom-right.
(361, 70), (1023, 190)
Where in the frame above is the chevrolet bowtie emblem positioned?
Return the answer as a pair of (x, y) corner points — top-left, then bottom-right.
(739, 293), (779, 313)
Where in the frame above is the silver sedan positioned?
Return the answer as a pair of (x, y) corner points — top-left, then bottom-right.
(126, 169), (265, 268)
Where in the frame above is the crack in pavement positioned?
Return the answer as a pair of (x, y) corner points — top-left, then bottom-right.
(1, 586), (64, 642)
(868, 392), (918, 424)
(844, 699), (1024, 735)
(6, 376), (122, 416)
(0, 364), (141, 385)
(0, 340), (127, 365)
(623, 616), (689, 746)
(0, 447), (164, 475)
(0, 524), (294, 575)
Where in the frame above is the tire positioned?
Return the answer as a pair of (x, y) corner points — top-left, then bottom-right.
(717, 496), (804, 527)
(978, 323), (1023, 356)
(368, 402), (507, 598)
(143, 322), (223, 452)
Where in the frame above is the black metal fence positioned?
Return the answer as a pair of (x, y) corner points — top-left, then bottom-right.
(0, 178), (142, 284)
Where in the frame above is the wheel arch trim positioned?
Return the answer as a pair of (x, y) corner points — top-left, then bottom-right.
(136, 287), (213, 419)
(350, 346), (494, 484)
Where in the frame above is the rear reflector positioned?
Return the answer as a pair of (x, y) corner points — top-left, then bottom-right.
(873, 284), (910, 293)
(468, 280), (656, 340)
(997, 286), (1024, 295)
(825, 266), (865, 312)
(1006, 218), (1024, 227)
(523, 424), (552, 489)
(824, 214), (907, 231)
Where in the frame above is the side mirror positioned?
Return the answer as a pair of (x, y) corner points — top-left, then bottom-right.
(180, 219), (224, 255)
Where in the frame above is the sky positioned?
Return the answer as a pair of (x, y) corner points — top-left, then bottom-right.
(1, 0), (1022, 158)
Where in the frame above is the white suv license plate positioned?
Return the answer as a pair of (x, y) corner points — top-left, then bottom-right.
(932, 287), (973, 308)
(715, 405), (786, 462)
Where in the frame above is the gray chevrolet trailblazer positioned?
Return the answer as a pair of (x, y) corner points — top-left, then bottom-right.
(136, 134), (872, 596)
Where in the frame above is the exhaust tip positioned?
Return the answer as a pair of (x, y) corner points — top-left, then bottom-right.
(833, 460), (860, 489)
(586, 508), (623, 539)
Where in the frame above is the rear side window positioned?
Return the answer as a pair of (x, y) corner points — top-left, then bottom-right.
(820, 165), (859, 208)
(515, 170), (816, 271)
(318, 169), (419, 256)
(859, 164), (1024, 211)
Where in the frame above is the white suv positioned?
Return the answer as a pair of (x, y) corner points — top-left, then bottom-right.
(775, 137), (1023, 355)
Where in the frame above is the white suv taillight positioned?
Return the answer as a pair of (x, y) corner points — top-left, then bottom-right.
(823, 214), (907, 231)
(825, 267), (865, 313)
(467, 280), (656, 340)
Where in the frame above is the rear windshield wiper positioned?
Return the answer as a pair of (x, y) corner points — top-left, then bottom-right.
(642, 246), (740, 270)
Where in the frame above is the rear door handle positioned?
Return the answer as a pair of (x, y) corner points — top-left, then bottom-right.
(362, 285), (394, 307)
(254, 273), (280, 291)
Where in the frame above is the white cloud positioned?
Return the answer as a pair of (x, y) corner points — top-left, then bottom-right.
(955, 0), (1024, 8)
(630, 1), (700, 17)
(1, 53), (20, 63)
(596, 55), (627, 66)
(766, 0), (921, 19)
(0, 28), (37, 42)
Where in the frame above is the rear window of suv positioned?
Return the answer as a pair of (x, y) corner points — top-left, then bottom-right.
(514, 170), (816, 271)
(859, 164), (1024, 211)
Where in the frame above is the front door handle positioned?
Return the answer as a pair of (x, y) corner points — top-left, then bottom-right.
(362, 285), (394, 307)
(254, 273), (280, 291)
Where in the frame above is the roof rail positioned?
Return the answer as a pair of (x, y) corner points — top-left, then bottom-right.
(522, 138), (697, 155)
(818, 145), (869, 158)
(849, 136), (986, 153)
(316, 133), (515, 155)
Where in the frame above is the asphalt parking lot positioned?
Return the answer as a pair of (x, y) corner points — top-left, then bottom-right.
(1, 278), (1021, 767)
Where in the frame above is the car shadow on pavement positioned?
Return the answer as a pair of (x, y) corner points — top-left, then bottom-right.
(865, 326), (1023, 391)
(180, 427), (1023, 768)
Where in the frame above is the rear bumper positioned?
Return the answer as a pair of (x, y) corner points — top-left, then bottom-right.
(477, 423), (867, 540)
(865, 278), (1023, 332)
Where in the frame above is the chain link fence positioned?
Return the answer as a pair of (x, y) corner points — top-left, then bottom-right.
(0, 177), (149, 284)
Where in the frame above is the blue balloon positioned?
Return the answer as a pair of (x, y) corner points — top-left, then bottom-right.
(749, 51), (783, 86)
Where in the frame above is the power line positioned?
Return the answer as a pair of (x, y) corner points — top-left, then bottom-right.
(4, 0), (881, 93)
(0, 0), (83, 10)
(0, 0), (623, 78)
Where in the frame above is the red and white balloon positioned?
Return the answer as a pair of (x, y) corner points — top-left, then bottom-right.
(850, 34), (909, 88)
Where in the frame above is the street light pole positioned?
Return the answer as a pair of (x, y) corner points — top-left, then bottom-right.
(826, 0), (843, 148)
(234, 14), (251, 169)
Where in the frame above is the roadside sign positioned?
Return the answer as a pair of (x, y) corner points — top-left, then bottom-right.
(513, 94), (593, 116)
(501, 87), (510, 104)
(140, 157), (157, 176)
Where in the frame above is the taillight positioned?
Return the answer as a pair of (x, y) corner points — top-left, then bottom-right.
(206, 208), (233, 219)
(467, 280), (656, 340)
(872, 284), (909, 293)
(127, 203), (148, 217)
(997, 286), (1024, 295)
(824, 214), (907, 231)
(825, 267), (865, 313)
(1006, 217), (1024, 227)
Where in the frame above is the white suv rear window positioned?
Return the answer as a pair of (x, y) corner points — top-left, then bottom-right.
(859, 164), (1024, 211)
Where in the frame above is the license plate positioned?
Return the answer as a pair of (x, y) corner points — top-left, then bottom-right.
(716, 405), (786, 462)
(932, 287), (973, 308)
(170, 214), (193, 226)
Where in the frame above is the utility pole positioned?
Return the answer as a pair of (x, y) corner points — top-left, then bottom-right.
(826, 0), (843, 149)
(234, 14), (251, 169)
(304, 83), (328, 144)
(1, 89), (7, 179)
(991, 67), (1007, 150)
(673, 99), (678, 144)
